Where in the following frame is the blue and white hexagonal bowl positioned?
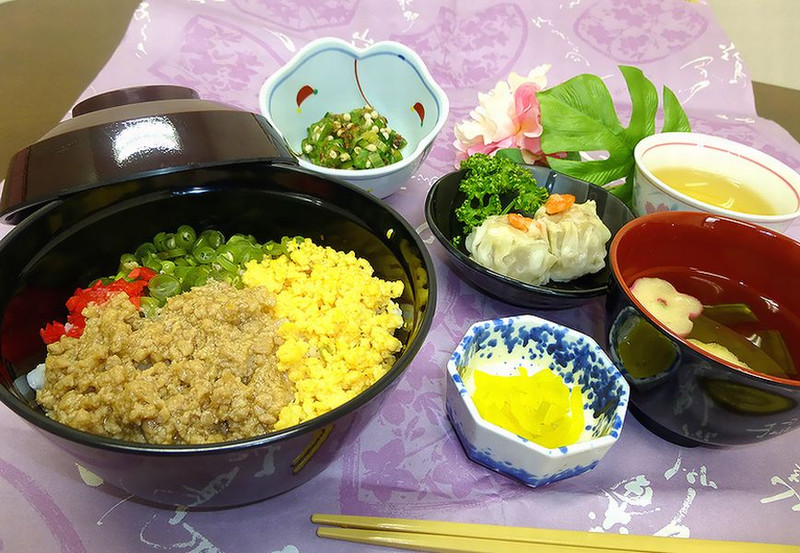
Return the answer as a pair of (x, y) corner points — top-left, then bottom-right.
(445, 315), (630, 487)
(259, 37), (449, 198)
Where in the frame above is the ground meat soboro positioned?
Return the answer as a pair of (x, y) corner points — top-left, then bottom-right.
(36, 281), (291, 445)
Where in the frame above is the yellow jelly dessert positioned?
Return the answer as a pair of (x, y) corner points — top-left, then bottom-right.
(471, 367), (584, 449)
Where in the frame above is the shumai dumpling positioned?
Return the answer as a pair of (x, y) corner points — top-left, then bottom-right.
(465, 214), (557, 285)
(533, 200), (611, 282)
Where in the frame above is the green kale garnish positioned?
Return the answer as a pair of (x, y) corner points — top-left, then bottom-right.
(454, 153), (548, 240)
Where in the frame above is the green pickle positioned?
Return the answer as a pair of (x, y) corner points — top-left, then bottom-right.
(301, 106), (407, 170)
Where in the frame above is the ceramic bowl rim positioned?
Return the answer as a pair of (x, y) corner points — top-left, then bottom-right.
(446, 314), (629, 458)
(258, 37), (450, 179)
(609, 210), (800, 389)
(633, 131), (800, 224)
(0, 163), (439, 455)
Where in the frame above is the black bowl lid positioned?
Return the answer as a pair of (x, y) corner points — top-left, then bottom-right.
(1, 85), (296, 224)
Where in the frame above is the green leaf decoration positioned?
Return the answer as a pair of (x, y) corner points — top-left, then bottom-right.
(542, 156), (632, 187)
(538, 73), (625, 157)
(494, 148), (526, 164)
(619, 65), (658, 150)
(608, 171), (636, 203)
(662, 85), (692, 133)
(538, 65), (691, 207)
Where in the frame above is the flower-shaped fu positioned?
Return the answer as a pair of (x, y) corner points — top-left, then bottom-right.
(260, 37), (449, 198)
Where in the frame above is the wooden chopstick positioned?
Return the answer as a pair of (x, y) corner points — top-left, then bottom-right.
(317, 526), (607, 553)
(312, 514), (799, 553)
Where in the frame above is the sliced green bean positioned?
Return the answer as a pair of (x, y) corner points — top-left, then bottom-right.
(142, 254), (163, 272)
(227, 242), (251, 263)
(193, 246), (215, 264)
(164, 234), (178, 251)
(161, 247), (187, 259)
(159, 260), (176, 274)
(119, 253), (138, 273)
(135, 242), (157, 261)
(148, 274), (181, 301)
(175, 225), (197, 249)
(213, 255), (238, 275)
(174, 256), (196, 267)
(139, 296), (161, 318)
(240, 246), (263, 263)
(199, 229), (224, 250)
(118, 227), (306, 303)
(182, 267), (208, 291)
(173, 265), (192, 281)
(153, 232), (169, 252)
(215, 244), (236, 263)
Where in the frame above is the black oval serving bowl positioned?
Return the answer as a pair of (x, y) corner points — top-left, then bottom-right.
(425, 165), (635, 309)
(0, 161), (436, 508)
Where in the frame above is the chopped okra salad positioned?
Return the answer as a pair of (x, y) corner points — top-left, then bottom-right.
(301, 106), (407, 170)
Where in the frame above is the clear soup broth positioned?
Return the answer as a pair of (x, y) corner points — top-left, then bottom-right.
(651, 166), (776, 216)
(639, 267), (800, 382)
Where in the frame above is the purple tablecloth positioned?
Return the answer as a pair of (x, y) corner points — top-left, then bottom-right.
(2, 1), (799, 551)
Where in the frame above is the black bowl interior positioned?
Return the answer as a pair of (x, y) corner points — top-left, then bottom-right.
(425, 165), (634, 309)
(0, 161), (435, 452)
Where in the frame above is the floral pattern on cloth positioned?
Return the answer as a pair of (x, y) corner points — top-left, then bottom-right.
(4, 0), (800, 552)
(574, 0), (709, 63)
(150, 15), (284, 108)
(393, 4), (528, 109)
(230, 0), (361, 31)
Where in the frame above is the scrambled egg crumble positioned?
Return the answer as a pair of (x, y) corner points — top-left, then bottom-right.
(243, 239), (404, 429)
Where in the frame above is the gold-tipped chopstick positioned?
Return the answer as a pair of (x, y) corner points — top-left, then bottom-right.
(312, 514), (799, 553)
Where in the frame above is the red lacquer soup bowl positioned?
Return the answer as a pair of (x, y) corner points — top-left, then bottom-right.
(605, 211), (800, 447)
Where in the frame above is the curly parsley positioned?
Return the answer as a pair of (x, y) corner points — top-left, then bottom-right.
(454, 153), (549, 243)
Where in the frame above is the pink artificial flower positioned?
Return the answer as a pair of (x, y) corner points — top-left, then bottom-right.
(453, 136), (516, 165)
(512, 82), (545, 164)
(453, 65), (551, 166)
